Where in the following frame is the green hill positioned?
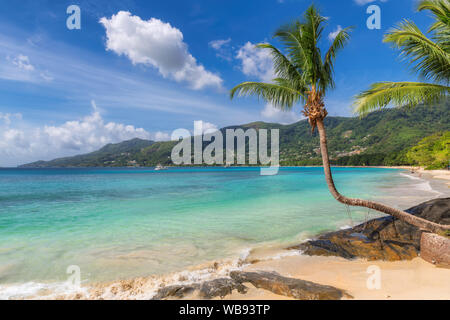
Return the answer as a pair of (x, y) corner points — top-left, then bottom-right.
(20, 138), (155, 168)
(20, 100), (450, 168)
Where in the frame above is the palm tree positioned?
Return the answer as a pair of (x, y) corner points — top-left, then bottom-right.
(354, 0), (449, 115)
(230, 5), (449, 234)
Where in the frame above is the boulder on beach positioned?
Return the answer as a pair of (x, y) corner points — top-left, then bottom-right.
(292, 197), (450, 261)
(152, 271), (350, 300)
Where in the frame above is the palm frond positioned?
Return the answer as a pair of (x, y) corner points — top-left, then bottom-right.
(354, 81), (450, 116)
(230, 82), (304, 110)
(417, 0), (450, 52)
(255, 43), (308, 92)
(302, 5), (326, 87)
(417, 0), (450, 33)
(322, 27), (353, 92)
(274, 21), (309, 79)
(384, 19), (450, 82)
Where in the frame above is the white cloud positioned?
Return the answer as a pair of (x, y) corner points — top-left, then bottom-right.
(154, 131), (170, 141)
(209, 38), (233, 61)
(2, 54), (53, 83)
(261, 103), (302, 124)
(99, 11), (223, 90)
(0, 112), (22, 126)
(236, 42), (301, 124)
(236, 42), (275, 82)
(0, 104), (173, 167)
(209, 38), (231, 50)
(354, 0), (387, 5)
(328, 25), (343, 41)
(12, 54), (34, 71)
(199, 121), (218, 133)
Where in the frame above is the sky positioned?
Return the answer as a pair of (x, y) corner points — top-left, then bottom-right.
(0, 0), (434, 166)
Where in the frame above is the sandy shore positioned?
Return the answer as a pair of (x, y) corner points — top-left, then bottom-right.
(222, 255), (450, 300)
(416, 168), (450, 187)
(83, 250), (450, 300)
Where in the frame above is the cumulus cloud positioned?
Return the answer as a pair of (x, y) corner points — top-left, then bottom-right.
(328, 25), (343, 41)
(354, 0), (387, 5)
(0, 112), (22, 126)
(99, 11), (223, 90)
(154, 131), (171, 141)
(261, 103), (302, 125)
(199, 121), (218, 133)
(0, 104), (170, 167)
(236, 42), (275, 82)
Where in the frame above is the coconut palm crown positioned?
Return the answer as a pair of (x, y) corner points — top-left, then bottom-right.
(230, 5), (352, 132)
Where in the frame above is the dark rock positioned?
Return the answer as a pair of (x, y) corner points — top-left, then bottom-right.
(152, 285), (197, 300)
(198, 278), (247, 299)
(292, 198), (450, 261)
(152, 278), (247, 300)
(230, 271), (350, 300)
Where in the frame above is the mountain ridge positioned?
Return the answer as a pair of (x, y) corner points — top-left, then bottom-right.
(19, 101), (450, 168)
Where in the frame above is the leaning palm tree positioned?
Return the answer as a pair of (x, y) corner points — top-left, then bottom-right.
(355, 0), (450, 115)
(230, 5), (449, 234)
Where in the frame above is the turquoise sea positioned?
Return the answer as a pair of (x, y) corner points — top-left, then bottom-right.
(0, 167), (439, 295)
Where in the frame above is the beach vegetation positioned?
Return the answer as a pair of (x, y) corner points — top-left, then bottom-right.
(406, 131), (450, 169)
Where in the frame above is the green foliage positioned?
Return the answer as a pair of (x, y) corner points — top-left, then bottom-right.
(354, 0), (450, 116)
(20, 138), (155, 168)
(406, 131), (450, 169)
(354, 82), (449, 116)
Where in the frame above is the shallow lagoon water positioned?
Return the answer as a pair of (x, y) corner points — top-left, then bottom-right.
(0, 167), (440, 288)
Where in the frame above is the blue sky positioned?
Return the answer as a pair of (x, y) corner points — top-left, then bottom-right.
(0, 0), (434, 166)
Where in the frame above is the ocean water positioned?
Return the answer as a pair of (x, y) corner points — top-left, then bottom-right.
(0, 167), (441, 294)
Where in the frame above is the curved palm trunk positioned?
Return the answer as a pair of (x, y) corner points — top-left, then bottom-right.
(315, 119), (450, 235)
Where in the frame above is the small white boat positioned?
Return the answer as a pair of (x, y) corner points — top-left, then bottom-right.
(155, 164), (167, 171)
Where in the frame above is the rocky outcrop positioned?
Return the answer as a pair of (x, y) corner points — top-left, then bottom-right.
(292, 198), (450, 261)
(152, 278), (247, 300)
(152, 272), (349, 300)
(230, 271), (350, 300)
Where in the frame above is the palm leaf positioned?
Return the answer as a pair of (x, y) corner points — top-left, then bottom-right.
(354, 81), (450, 116)
(230, 82), (304, 110)
(384, 19), (450, 82)
(255, 43), (307, 93)
(322, 27), (353, 92)
(417, 0), (450, 34)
